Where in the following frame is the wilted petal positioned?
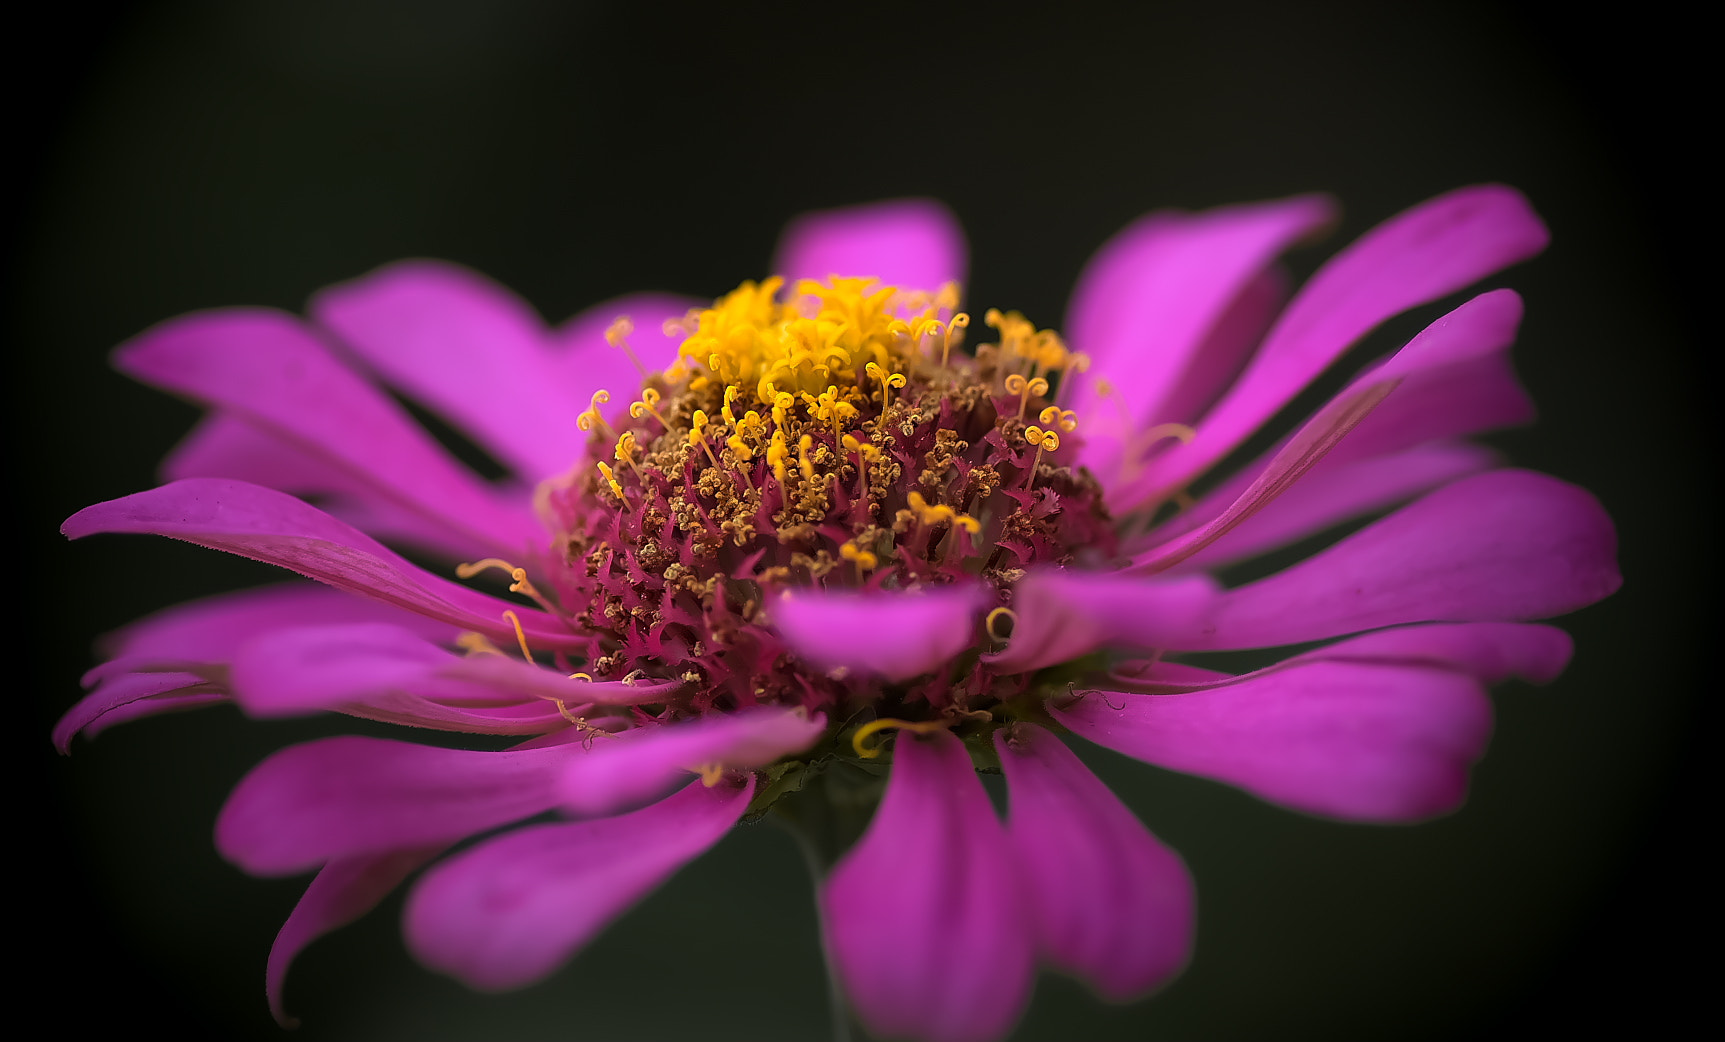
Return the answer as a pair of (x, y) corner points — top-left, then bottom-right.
(558, 707), (824, 816)
(406, 778), (751, 991)
(1065, 194), (1336, 478)
(773, 585), (982, 681)
(774, 198), (967, 292)
(311, 261), (587, 482)
(822, 730), (1033, 1042)
(215, 735), (585, 875)
(1054, 661), (1494, 821)
(996, 724), (1194, 1000)
(268, 847), (441, 1027)
(62, 479), (580, 652)
(984, 570), (1218, 675)
(113, 308), (539, 553)
(1162, 469), (1620, 650)
(1143, 186), (1548, 495)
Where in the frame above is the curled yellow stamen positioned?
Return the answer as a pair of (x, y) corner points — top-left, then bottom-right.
(986, 606), (1018, 643)
(1038, 405), (1079, 433)
(500, 610), (534, 662)
(1005, 373), (1051, 420)
(605, 317), (647, 378)
(1022, 425), (1061, 487)
(688, 410), (722, 469)
(864, 361), (906, 411)
(455, 558), (558, 615)
(577, 389), (614, 437)
(851, 717), (951, 758)
(943, 312), (969, 368)
(629, 386), (671, 431)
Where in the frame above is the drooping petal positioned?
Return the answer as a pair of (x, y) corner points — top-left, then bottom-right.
(822, 730), (1033, 1042)
(215, 734), (586, 875)
(558, 708), (824, 817)
(166, 412), (524, 560)
(62, 479), (581, 651)
(53, 672), (220, 753)
(772, 585), (982, 681)
(1156, 469), (1620, 650)
(310, 260), (587, 482)
(113, 308), (539, 553)
(1053, 661), (1494, 822)
(995, 725), (1194, 1001)
(773, 198), (967, 292)
(984, 571), (1219, 675)
(1168, 442), (1500, 572)
(1064, 194), (1336, 478)
(405, 778), (751, 991)
(1140, 186), (1548, 496)
(268, 846), (442, 1027)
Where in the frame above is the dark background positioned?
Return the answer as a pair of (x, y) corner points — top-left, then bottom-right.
(15, 2), (1712, 1039)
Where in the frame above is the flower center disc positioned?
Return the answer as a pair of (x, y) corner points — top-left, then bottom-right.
(536, 277), (1116, 719)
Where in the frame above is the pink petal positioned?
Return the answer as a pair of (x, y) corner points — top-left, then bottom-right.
(772, 585), (983, 681)
(773, 198), (967, 291)
(995, 724), (1194, 1000)
(405, 778), (751, 991)
(62, 479), (581, 652)
(310, 261), (587, 482)
(53, 672), (220, 753)
(1053, 661), (1495, 822)
(1141, 185), (1548, 496)
(821, 729), (1033, 1042)
(165, 412), (508, 558)
(268, 846), (441, 1027)
(216, 734), (587, 876)
(558, 707), (825, 817)
(1064, 194), (1336, 478)
(113, 308), (539, 554)
(1164, 469), (1620, 650)
(983, 571), (1219, 675)
(549, 291), (698, 418)
(1168, 442), (1500, 572)
(1152, 266), (1289, 427)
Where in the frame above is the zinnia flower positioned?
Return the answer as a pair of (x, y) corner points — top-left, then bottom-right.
(58, 186), (1619, 1041)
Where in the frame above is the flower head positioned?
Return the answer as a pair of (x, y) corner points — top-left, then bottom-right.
(59, 188), (1618, 1040)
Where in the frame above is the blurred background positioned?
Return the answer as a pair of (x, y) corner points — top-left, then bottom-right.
(15, 2), (1711, 1039)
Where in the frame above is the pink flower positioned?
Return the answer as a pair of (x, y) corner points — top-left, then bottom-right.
(58, 187), (1619, 1041)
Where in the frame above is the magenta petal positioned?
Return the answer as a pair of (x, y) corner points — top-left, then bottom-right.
(311, 261), (587, 482)
(1053, 661), (1495, 822)
(1167, 469), (1620, 650)
(53, 672), (218, 753)
(1287, 622), (1573, 686)
(550, 291), (698, 412)
(821, 730), (1033, 1042)
(773, 199), (967, 291)
(773, 585), (982, 681)
(215, 736), (584, 875)
(1144, 186), (1548, 495)
(558, 708), (824, 817)
(63, 479), (580, 651)
(405, 778), (751, 991)
(995, 725), (1194, 1000)
(1064, 194), (1335, 477)
(985, 570), (1219, 675)
(113, 308), (538, 553)
(268, 846), (441, 1026)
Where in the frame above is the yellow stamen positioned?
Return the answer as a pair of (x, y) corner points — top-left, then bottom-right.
(629, 386), (671, 431)
(688, 410), (722, 469)
(986, 606), (1018, 643)
(455, 631), (506, 657)
(943, 312), (969, 368)
(455, 558), (559, 616)
(839, 540), (878, 581)
(500, 609), (534, 661)
(605, 317), (648, 379)
(596, 460), (625, 498)
(1038, 405), (1079, 433)
(1005, 373), (1050, 420)
(850, 717), (951, 758)
(1022, 425), (1061, 487)
(577, 389), (614, 438)
(695, 763), (726, 787)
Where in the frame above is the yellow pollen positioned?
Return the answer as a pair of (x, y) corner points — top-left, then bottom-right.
(850, 717), (952, 758)
(986, 606), (1018, 643)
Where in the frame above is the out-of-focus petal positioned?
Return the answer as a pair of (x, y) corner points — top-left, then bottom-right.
(822, 730), (1033, 1042)
(1053, 661), (1494, 822)
(995, 725), (1193, 1001)
(216, 734), (586, 876)
(268, 846), (441, 1027)
(405, 778), (751, 991)
(773, 199), (967, 292)
(1065, 194), (1336, 478)
(311, 261), (586, 482)
(773, 585), (982, 681)
(62, 479), (581, 651)
(549, 292), (698, 418)
(984, 571), (1219, 675)
(53, 672), (220, 753)
(1141, 186), (1548, 496)
(165, 413), (507, 558)
(1157, 469), (1620, 650)
(558, 707), (824, 817)
(113, 308), (538, 553)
